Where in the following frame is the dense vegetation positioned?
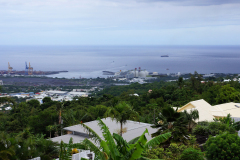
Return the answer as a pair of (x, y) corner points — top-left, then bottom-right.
(1, 72), (240, 159)
(204, 132), (240, 160)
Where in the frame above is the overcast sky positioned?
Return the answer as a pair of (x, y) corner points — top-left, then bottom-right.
(1, 0), (240, 45)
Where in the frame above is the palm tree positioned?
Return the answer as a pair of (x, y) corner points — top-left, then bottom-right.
(183, 109), (199, 132)
(46, 125), (57, 138)
(160, 106), (182, 129)
(105, 101), (139, 136)
(81, 117), (171, 160)
(151, 106), (188, 144)
(54, 102), (65, 136)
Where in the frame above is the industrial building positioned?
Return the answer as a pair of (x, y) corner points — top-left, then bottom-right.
(115, 67), (149, 79)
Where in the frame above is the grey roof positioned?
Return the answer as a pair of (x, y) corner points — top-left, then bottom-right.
(51, 134), (86, 144)
(51, 117), (158, 144)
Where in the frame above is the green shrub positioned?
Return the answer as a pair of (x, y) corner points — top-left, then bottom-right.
(193, 122), (236, 136)
(179, 148), (204, 160)
(142, 143), (188, 160)
(142, 147), (165, 159)
(142, 135), (201, 160)
(165, 143), (188, 160)
(193, 125), (210, 136)
(204, 132), (240, 160)
(207, 121), (235, 135)
(187, 134), (200, 149)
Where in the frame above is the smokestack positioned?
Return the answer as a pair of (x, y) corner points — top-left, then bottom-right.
(135, 68), (137, 77)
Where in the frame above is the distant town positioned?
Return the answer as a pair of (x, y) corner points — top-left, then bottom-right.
(1, 67), (240, 111)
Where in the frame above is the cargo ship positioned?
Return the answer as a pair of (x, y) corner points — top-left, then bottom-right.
(161, 55), (169, 57)
(102, 71), (115, 75)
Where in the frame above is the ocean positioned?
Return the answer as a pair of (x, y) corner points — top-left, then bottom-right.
(0, 45), (240, 78)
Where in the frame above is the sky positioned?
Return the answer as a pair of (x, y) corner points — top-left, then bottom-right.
(1, 0), (240, 45)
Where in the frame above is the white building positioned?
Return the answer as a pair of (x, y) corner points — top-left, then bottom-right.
(178, 99), (240, 122)
(67, 92), (88, 97)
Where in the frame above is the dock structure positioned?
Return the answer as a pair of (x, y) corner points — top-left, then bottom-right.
(8, 62), (13, 74)
(28, 62), (33, 75)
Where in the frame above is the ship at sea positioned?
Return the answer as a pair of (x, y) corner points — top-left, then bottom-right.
(161, 55), (169, 57)
(102, 71), (115, 75)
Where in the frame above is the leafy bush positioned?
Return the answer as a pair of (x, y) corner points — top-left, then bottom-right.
(193, 121), (236, 136)
(214, 113), (240, 131)
(187, 134), (200, 149)
(142, 147), (165, 159)
(165, 143), (187, 160)
(193, 125), (210, 136)
(179, 148), (204, 160)
(142, 143), (187, 160)
(142, 135), (201, 160)
(204, 132), (240, 160)
(207, 121), (235, 135)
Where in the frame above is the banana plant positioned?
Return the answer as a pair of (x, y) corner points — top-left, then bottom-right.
(81, 117), (171, 160)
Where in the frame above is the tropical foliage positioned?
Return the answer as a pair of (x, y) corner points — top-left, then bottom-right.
(204, 132), (240, 160)
(183, 109), (199, 132)
(0, 132), (16, 160)
(0, 130), (58, 160)
(105, 101), (139, 136)
(142, 135), (201, 160)
(81, 117), (171, 160)
(151, 106), (189, 143)
(1, 72), (240, 159)
(179, 147), (204, 160)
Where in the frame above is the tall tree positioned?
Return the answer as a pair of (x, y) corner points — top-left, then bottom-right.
(56, 102), (64, 136)
(146, 99), (158, 124)
(190, 71), (203, 93)
(105, 101), (139, 136)
(177, 77), (184, 89)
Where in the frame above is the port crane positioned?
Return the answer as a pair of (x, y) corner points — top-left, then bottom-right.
(28, 62), (33, 75)
(25, 62), (29, 75)
(8, 62), (13, 74)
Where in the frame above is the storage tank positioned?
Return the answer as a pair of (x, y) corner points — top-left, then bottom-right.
(130, 70), (138, 77)
(138, 71), (145, 77)
(139, 70), (149, 77)
(145, 70), (149, 76)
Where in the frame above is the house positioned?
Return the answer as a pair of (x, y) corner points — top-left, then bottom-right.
(51, 117), (158, 144)
(177, 99), (240, 122)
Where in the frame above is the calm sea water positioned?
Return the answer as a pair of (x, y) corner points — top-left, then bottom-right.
(0, 45), (240, 78)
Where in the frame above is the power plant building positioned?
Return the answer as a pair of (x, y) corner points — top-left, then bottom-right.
(115, 68), (149, 79)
